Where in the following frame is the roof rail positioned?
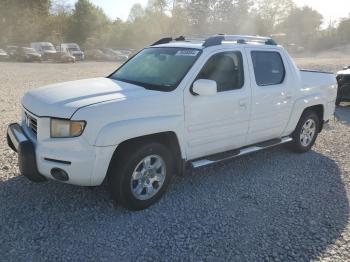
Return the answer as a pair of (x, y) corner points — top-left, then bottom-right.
(150, 36), (188, 46)
(202, 35), (224, 47)
(150, 34), (277, 47)
(203, 35), (277, 47)
(151, 37), (173, 46)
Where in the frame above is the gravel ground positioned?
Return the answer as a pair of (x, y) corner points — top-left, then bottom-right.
(294, 56), (350, 73)
(0, 61), (350, 261)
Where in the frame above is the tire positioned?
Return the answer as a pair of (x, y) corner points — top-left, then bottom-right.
(336, 84), (350, 106)
(108, 142), (174, 210)
(336, 87), (342, 106)
(335, 98), (341, 106)
(290, 110), (320, 153)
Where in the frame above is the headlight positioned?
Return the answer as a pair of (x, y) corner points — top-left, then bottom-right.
(50, 118), (86, 138)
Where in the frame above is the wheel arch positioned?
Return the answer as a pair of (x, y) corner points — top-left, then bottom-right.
(284, 95), (326, 135)
(303, 104), (324, 124)
(105, 131), (185, 183)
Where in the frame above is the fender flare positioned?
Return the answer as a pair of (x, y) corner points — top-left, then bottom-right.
(284, 94), (325, 135)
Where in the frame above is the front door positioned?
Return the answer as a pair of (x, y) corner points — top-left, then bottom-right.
(184, 49), (251, 160)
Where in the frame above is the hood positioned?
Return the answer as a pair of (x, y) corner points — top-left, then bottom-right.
(71, 50), (83, 54)
(337, 69), (350, 75)
(22, 77), (156, 119)
(27, 52), (41, 56)
(44, 50), (56, 54)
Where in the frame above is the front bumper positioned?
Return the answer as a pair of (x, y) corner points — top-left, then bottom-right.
(7, 123), (46, 182)
(72, 53), (84, 60)
(28, 55), (42, 61)
(7, 122), (116, 186)
(42, 52), (56, 60)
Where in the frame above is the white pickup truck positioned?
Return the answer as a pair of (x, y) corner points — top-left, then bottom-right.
(7, 35), (337, 210)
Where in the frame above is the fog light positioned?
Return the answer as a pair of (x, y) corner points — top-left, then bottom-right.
(51, 168), (69, 181)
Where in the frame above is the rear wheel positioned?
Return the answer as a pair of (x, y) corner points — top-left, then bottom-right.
(108, 142), (174, 210)
(290, 110), (320, 153)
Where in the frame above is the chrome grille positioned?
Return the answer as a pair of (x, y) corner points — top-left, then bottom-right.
(24, 112), (37, 136)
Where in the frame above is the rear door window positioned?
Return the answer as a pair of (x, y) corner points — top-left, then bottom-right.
(251, 51), (285, 86)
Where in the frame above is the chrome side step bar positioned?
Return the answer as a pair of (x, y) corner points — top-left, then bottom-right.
(191, 137), (293, 168)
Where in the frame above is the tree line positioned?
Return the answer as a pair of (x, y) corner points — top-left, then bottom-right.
(0, 0), (349, 52)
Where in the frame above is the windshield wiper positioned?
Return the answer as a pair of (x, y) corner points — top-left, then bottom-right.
(112, 77), (174, 92)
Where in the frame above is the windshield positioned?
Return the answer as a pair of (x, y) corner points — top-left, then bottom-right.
(42, 45), (55, 51)
(22, 48), (36, 53)
(68, 47), (80, 52)
(110, 47), (201, 91)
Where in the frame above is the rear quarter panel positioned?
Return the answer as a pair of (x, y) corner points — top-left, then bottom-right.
(283, 70), (337, 135)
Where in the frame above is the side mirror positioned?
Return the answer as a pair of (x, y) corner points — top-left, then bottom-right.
(192, 79), (217, 96)
(343, 65), (350, 70)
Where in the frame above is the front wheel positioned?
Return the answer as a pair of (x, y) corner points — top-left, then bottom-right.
(108, 142), (174, 210)
(290, 111), (320, 153)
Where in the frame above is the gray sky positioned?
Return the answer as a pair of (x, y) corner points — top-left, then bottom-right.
(68, 0), (350, 22)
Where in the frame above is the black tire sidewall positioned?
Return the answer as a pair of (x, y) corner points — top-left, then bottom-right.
(335, 98), (341, 106)
(292, 111), (320, 153)
(336, 84), (350, 105)
(109, 142), (174, 210)
(336, 86), (343, 105)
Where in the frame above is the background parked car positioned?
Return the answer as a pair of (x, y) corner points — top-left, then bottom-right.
(54, 51), (76, 63)
(116, 49), (134, 58)
(286, 43), (305, 54)
(84, 49), (111, 61)
(101, 48), (128, 62)
(60, 43), (84, 61)
(5, 45), (18, 60)
(0, 49), (9, 61)
(336, 65), (350, 105)
(30, 42), (56, 61)
(114, 49), (129, 61)
(13, 47), (42, 62)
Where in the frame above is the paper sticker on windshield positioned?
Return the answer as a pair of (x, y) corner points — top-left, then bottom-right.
(175, 50), (199, 56)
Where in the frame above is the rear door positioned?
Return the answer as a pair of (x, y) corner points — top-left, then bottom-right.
(184, 48), (251, 159)
(245, 48), (295, 144)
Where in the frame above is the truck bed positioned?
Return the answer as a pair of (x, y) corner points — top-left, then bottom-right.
(299, 69), (336, 89)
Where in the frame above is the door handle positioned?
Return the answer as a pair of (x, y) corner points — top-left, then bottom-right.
(239, 100), (248, 109)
